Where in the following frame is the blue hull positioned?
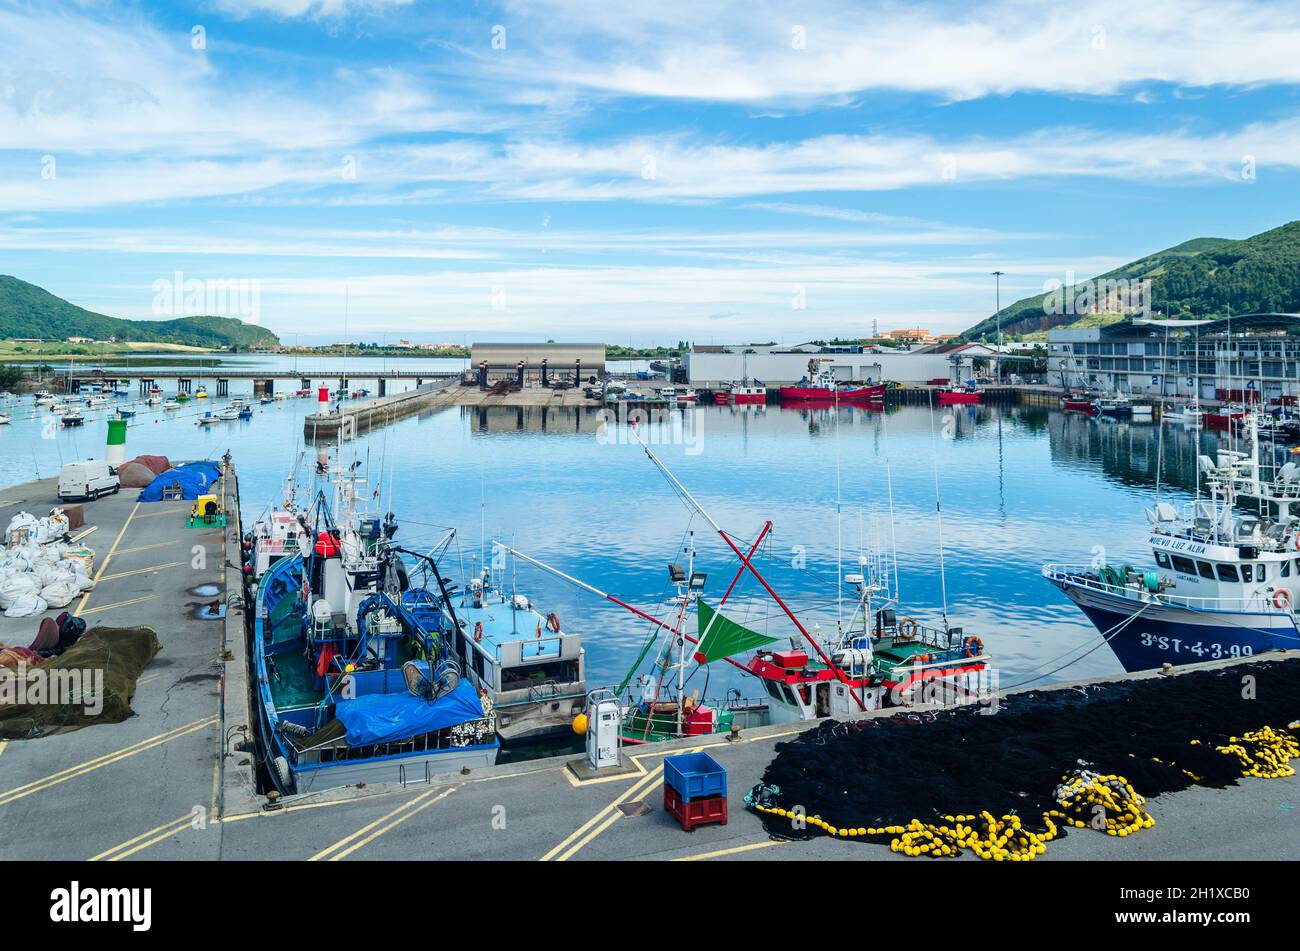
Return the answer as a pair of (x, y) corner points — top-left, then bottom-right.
(1077, 603), (1281, 672)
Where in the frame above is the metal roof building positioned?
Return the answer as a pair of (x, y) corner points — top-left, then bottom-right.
(470, 342), (606, 371)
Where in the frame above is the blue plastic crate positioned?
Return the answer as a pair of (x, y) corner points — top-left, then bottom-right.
(664, 751), (727, 802)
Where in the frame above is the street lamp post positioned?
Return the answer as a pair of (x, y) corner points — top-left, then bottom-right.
(992, 270), (1005, 381)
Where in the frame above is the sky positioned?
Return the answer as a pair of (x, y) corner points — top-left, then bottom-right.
(3, 0), (1300, 345)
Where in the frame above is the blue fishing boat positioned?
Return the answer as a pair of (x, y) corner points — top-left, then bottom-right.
(437, 559), (586, 741)
(252, 467), (498, 795)
(1044, 422), (1300, 671)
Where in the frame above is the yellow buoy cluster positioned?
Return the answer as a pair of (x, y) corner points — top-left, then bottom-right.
(750, 723), (1298, 861)
(1044, 771), (1154, 839)
(1213, 726), (1299, 779)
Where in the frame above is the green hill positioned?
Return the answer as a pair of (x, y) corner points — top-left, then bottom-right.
(961, 221), (1300, 340)
(0, 275), (279, 349)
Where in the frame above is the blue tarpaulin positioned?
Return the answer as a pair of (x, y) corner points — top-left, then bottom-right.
(334, 681), (485, 746)
(138, 461), (222, 502)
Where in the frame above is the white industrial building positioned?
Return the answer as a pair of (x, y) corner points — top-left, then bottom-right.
(682, 342), (997, 385)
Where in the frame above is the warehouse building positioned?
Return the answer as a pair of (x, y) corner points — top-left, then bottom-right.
(1047, 313), (1300, 400)
(470, 342), (606, 372)
(683, 341), (995, 385)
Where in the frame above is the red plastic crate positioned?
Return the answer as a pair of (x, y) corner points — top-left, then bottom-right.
(664, 782), (728, 831)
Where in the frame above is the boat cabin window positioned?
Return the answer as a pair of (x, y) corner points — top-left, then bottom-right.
(1196, 561), (1215, 579)
(501, 658), (580, 690)
(1257, 564), (1267, 581)
(1283, 560), (1292, 578)
(1216, 564), (1240, 582)
(1241, 564), (1254, 583)
(1171, 555), (1198, 576)
(1154, 551), (1171, 569)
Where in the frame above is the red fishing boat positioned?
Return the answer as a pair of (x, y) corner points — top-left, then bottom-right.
(1204, 406), (1247, 431)
(936, 387), (981, 405)
(1061, 394), (1097, 414)
(779, 360), (885, 402)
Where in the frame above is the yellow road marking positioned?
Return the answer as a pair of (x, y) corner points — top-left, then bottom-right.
(133, 507), (189, 519)
(0, 715), (217, 808)
(310, 786), (458, 861)
(0, 741), (7, 761)
(543, 762), (667, 862)
(74, 500), (140, 617)
(672, 839), (787, 861)
(562, 756), (650, 787)
(113, 539), (182, 557)
(90, 813), (193, 862)
(97, 560), (187, 582)
(81, 594), (158, 616)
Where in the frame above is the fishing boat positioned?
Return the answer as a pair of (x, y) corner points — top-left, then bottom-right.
(779, 362), (886, 402)
(1162, 402), (1204, 424)
(1095, 394), (1133, 417)
(660, 386), (699, 404)
(251, 465), (499, 795)
(145, 395), (163, 407)
(1043, 425), (1300, 672)
(87, 395), (108, 409)
(1203, 404), (1246, 431)
(435, 557), (586, 741)
(61, 408), (85, 426)
(1061, 392), (1097, 414)
(33, 392), (54, 407)
(114, 408), (135, 420)
(260, 396), (275, 405)
(715, 381), (767, 405)
(507, 425), (991, 745)
(198, 412), (220, 426)
(239, 405), (254, 420)
(194, 386), (208, 400)
(216, 406), (240, 421)
(175, 392), (190, 404)
(936, 385), (981, 405)
(163, 400), (181, 411)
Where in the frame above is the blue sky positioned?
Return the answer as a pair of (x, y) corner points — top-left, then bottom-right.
(3, 0), (1300, 344)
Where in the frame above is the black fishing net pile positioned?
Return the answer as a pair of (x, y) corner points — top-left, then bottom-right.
(0, 626), (160, 739)
(752, 661), (1300, 840)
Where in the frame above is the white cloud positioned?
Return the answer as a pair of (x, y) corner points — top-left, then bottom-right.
(213, 0), (413, 19)
(492, 0), (1300, 102)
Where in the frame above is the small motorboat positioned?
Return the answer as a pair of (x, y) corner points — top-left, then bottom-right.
(198, 412), (220, 426)
(0, 413), (10, 425)
(1061, 393), (1096, 414)
(61, 409), (85, 426)
(1162, 402), (1203, 424)
(239, 406), (254, 420)
(145, 395), (163, 406)
(937, 385), (981, 405)
(1095, 395), (1133, 418)
(260, 396), (274, 405)
(194, 387), (209, 400)
(163, 400), (181, 411)
(115, 408), (136, 419)
(87, 395), (108, 408)
(216, 406), (239, 421)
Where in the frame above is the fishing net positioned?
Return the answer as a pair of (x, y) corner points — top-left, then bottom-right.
(0, 626), (160, 739)
(747, 660), (1300, 859)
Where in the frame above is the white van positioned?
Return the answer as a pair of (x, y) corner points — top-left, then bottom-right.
(58, 460), (121, 501)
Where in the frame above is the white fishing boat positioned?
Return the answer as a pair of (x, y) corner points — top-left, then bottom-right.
(216, 406), (240, 421)
(1162, 402), (1204, 424)
(163, 400), (181, 411)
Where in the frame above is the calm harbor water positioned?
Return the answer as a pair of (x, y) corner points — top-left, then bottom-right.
(0, 372), (1264, 696)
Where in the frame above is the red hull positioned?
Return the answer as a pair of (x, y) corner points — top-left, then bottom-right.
(1204, 412), (1243, 432)
(1062, 399), (1095, 413)
(730, 393), (767, 405)
(779, 384), (885, 401)
(937, 391), (981, 405)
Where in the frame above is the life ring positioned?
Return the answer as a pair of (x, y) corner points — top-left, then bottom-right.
(1273, 589), (1291, 611)
(964, 635), (984, 658)
(546, 611), (562, 633)
(473, 621), (483, 643)
(1293, 533), (1300, 552)
(898, 617), (918, 638)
